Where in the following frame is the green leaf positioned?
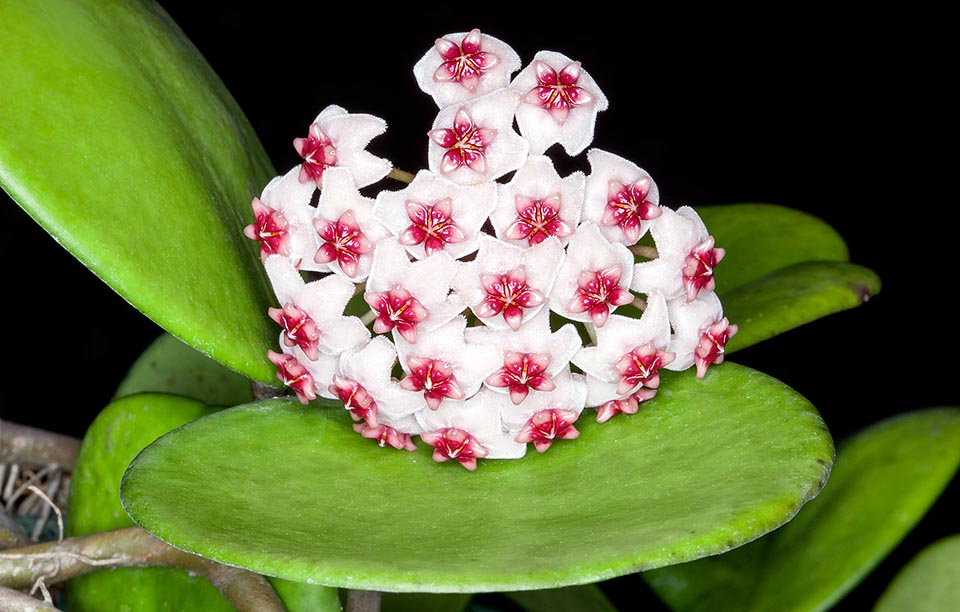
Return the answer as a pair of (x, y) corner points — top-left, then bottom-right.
(696, 203), (849, 294)
(723, 261), (882, 353)
(382, 593), (472, 612)
(644, 408), (960, 612)
(0, 0), (277, 383)
(114, 333), (253, 406)
(507, 585), (618, 612)
(121, 363), (833, 592)
(66, 393), (339, 612)
(874, 534), (960, 612)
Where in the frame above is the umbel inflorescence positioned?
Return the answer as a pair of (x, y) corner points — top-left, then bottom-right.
(244, 29), (737, 470)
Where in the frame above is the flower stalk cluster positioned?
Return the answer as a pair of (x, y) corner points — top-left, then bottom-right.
(245, 29), (737, 469)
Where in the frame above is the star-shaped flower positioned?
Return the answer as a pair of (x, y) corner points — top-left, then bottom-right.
(455, 235), (564, 332)
(417, 389), (528, 464)
(515, 408), (581, 453)
(666, 290), (738, 378)
(631, 205), (725, 302)
(582, 149), (662, 246)
(309, 168), (389, 280)
(268, 350), (316, 405)
(294, 105), (392, 189)
(499, 371), (588, 437)
(571, 292), (673, 406)
(394, 317), (501, 412)
(427, 89), (528, 185)
(510, 51), (609, 156)
(492, 155), (584, 248)
(374, 170), (495, 260)
(244, 167), (316, 266)
(337, 337), (424, 432)
(550, 222), (635, 327)
(413, 29), (522, 107)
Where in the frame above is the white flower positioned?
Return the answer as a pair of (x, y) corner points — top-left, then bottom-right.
(413, 29), (522, 108)
(309, 167), (389, 279)
(417, 389), (528, 461)
(454, 235), (564, 331)
(336, 337), (422, 433)
(582, 149), (661, 246)
(373, 170), (495, 260)
(492, 155), (584, 248)
(549, 222), (635, 326)
(263, 256), (369, 356)
(571, 293), (673, 405)
(631, 205), (726, 302)
(363, 239), (465, 343)
(293, 105), (392, 189)
(243, 166), (316, 266)
(427, 88), (529, 184)
(510, 51), (609, 156)
(499, 371), (588, 432)
(666, 290), (738, 378)
(394, 316), (501, 412)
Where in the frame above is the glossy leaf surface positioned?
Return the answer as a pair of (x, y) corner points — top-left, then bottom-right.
(122, 363), (832, 592)
(697, 203), (849, 294)
(66, 393), (339, 612)
(0, 0), (277, 383)
(644, 409), (960, 612)
(874, 534), (960, 612)
(723, 261), (881, 353)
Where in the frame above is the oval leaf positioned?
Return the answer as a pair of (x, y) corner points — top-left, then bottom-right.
(697, 203), (849, 294)
(121, 363), (833, 592)
(0, 0), (277, 383)
(874, 534), (960, 612)
(66, 393), (338, 612)
(115, 333), (253, 406)
(644, 408), (960, 612)
(723, 261), (881, 353)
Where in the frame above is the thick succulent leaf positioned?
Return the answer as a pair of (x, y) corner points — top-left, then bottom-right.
(121, 363), (833, 592)
(0, 0), (277, 383)
(644, 409), (960, 612)
(874, 534), (960, 612)
(66, 393), (339, 612)
(507, 585), (618, 612)
(723, 261), (881, 354)
(696, 203), (849, 294)
(114, 333), (253, 406)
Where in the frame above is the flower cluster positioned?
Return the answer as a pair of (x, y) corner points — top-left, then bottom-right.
(245, 29), (737, 470)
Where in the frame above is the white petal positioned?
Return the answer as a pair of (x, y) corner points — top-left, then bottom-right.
(427, 89), (528, 185)
(583, 149), (660, 245)
(500, 371), (587, 431)
(666, 290), (724, 371)
(464, 309), (582, 377)
(282, 345), (339, 400)
(413, 30), (522, 108)
(259, 167), (317, 265)
(416, 389), (527, 459)
(315, 105), (392, 188)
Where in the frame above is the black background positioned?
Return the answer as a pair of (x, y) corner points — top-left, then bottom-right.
(1, 3), (953, 610)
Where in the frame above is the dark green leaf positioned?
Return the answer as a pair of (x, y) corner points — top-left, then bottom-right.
(382, 593), (472, 612)
(644, 409), (960, 612)
(724, 261), (881, 353)
(121, 363), (832, 592)
(507, 585), (617, 612)
(0, 0), (277, 383)
(66, 393), (339, 612)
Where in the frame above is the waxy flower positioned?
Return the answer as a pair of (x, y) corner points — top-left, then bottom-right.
(268, 350), (316, 405)
(499, 371), (588, 437)
(427, 89), (529, 184)
(413, 29), (522, 107)
(631, 206), (725, 302)
(311, 168), (389, 281)
(418, 389), (529, 464)
(338, 337), (423, 432)
(515, 409), (581, 453)
(375, 170), (495, 260)
(492, 155), (584, 247)
(352, 422), (418, 451)
(583, 149), (661, 246)
(244, 167), (316, 265)
(550, 223), (635, 327)
(510, 51), (609, 156)
(667, 291), (738, 378)
(294, 105), (392, 189)
(455, 235), (564, 332)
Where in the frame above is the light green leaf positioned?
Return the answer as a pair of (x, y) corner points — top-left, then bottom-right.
(66, 393), (339, 612)
(114, 333), (253, 406)
(644, 409), (960, 612)
(874, 534), (960, 612)
(507, 585), (618, 612)
(697, 203), (849, 294)
(121, 363), (833, 592)
(0, 0), (277, 383)
(723, 261), (882, 353)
